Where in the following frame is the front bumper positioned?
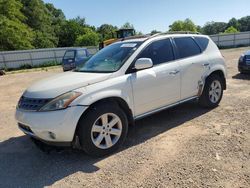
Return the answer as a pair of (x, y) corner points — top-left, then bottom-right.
(238, 65), (250, 72)
(15, 106), (88, 143)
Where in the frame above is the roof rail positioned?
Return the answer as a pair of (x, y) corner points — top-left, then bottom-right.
(120, 31), (201, 42)
(121, 35), (150, 41)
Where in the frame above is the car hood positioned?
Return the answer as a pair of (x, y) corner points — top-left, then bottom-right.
(244, 51), (250, 56)
(23, 72), (112, 98)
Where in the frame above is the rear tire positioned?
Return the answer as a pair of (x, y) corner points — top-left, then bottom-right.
(199, 74), (223, 108)
(77, 102), (128, 157)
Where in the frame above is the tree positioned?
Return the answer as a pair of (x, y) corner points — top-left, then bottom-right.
(169, 21), (183, 31)
(202, 22), (227, 35)
(150, 30), (161, 35)
(227, 18), (240, 31)
(224, 26), (239, 33)
(75, 28), (99, 46)
(169, 19), (197, 32)
(0, 0), (34, 50)
(121, 22), (134, 29)
(238, 16), (250, 32)
(21, 0), (58, 48)
(45, 3), (66, 37)
(196, 25), (203, 33)
(97, 24), (118, 41)
(183, 19), (197, 32)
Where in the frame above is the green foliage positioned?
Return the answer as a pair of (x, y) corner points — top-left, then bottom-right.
(150, 30), (161, 35)
(121, 22), (134, 29)
(97, 24), (118, 41)
(0, 0), (26, 21)
(75, 28), (99, 46)
(21, 0), (58, 48)
(0, 16), (34, 50)
(58, 18), (87, 47)
(238, 16), (250, 32)
(169, 19), (197, 32)
(0, 0), (34, 50)
(224, 26), (239, 34)
(227, 18), (240, 31)
(202, 22), (227, 35)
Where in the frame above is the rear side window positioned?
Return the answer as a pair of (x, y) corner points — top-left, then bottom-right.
(138, 38), (174, 65)
(77, 50), (87, 57)
(174, 37), (201, 59)
(194, 37), (209, 52)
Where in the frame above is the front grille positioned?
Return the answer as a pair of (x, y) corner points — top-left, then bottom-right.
(245, 55), (250, 65)
(18, 96), (51, 111)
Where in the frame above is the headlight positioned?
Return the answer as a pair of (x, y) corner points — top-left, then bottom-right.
(39, 91), (82, 111)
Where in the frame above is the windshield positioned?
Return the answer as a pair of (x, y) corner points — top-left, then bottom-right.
(75, 42), (142, 73)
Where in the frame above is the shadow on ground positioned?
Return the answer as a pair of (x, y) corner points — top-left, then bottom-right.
(0, 102), (211, 187)
(232, 73), (250, 80)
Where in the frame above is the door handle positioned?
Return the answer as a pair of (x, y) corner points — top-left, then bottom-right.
(169, 70), (180, 75)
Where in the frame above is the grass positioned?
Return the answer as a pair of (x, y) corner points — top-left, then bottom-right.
(3, 61), (62, 75)
(2, 61), (62, 74)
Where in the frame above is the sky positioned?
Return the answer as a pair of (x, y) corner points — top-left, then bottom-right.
(43, 0), (250, 33)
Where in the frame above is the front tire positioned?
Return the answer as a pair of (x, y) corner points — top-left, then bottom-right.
(199, 74), (223, 108)
(77, 102), (128, 157)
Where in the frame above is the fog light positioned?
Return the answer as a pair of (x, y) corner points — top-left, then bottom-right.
(48, 132), (56, 140)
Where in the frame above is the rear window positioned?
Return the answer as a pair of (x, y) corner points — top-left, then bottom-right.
(194, 37), (209, 52)
(63, 51), (75, 59)
(174, 37), (201, 59)
(137, 38), (174, 65)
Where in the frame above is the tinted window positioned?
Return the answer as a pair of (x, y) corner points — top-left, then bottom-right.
(174, 37), (201, 59)
(138, 39), (174, 65)
(63, 50), (75, 59)
(194, 37), (209, 52)
(77, 50), (87, 57)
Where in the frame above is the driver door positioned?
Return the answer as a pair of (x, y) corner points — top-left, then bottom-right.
(129, 38), (181, 117)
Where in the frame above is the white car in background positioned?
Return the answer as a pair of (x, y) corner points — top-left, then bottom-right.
(16, 33), (227, 156)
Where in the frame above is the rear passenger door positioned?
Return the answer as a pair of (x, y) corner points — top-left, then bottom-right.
(130, 38), (181, 117)
(173, 37), (209, 100)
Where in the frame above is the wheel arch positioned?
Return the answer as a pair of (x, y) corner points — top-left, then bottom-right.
(75, 96), (134, 135)
(205, 69), (227, 90)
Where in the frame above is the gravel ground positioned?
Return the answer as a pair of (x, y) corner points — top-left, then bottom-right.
(0, 47), (249, 188)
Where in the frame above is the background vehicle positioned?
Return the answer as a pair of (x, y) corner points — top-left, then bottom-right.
(99, 28), (135, 49)
(62, 48), (91, 71)
(238, 50), (250, 73)
(16, 33), (227, 157)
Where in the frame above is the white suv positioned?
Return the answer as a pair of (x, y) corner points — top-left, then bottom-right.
(16, 33), (227, 156)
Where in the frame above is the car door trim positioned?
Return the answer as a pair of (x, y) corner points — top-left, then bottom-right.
(134, 96), (198, 120)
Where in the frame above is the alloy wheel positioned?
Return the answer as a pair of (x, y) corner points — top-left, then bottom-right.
(91, 113), (122, 149)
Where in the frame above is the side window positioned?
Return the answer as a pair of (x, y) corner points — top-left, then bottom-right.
(138, 38), (174, 65)
(194, 37), (209, 52)
(174, 37), (201, 59)
(77, 50), (87, 58)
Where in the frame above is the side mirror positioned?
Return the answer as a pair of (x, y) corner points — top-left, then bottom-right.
(134, 58), (153, 70)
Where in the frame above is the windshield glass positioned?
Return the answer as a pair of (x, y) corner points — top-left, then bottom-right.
(63, 50), (75, 59)
(75, 42), (142, 73)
